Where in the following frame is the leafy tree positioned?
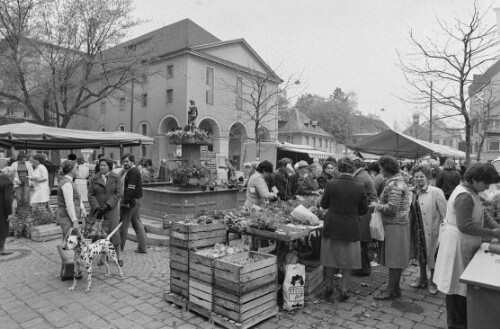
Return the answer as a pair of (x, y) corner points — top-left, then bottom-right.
(0, 0), (144, 128)
(398, 1), (500, 164)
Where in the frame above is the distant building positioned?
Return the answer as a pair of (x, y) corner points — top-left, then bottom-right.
(277, 108), (344, 157)
(350, 115), (390, 144)
(403, 113), (464, 151)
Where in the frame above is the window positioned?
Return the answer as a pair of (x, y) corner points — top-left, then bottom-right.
(100, 101), (106, 114)
(166, 89), (173, 103)
(206, 67), (214, 105)
(489, 141), (500, 151)
(141, 145), (147, 158)
(141, 94), (148, 107)
(236, 76), (242, 110)
(23, 111), (29, 118)
(313, 137), (316, 147)
(119, 125), (125, 132)
(167, 65), (174, 79)
(141, 124), (148, 136)
(305, 136), (309, 145)
(101, 128), (106, 132)
(119, 98), (126, 111)
(319, 138), (322, 148)
(6, 107), (13, 116)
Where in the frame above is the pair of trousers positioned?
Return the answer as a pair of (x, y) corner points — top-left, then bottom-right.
(120, 199), (147, 252)
(445, 294), (467, 329)
(15, 185), (31, 207)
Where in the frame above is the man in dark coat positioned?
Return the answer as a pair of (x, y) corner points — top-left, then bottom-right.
(274, 159), (293, 201)
(351, 155), (378, 276)
(119, 154), (148, 257)
(0, 167), (14, 255)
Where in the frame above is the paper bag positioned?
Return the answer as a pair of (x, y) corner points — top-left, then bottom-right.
(369, 210), (384, 241)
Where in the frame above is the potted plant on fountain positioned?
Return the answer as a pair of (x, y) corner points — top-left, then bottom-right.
(166, 125), (212, 145)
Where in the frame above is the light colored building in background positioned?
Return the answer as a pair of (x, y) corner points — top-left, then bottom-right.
(68, 19), (281, 167)
(277, 108), (344, 156)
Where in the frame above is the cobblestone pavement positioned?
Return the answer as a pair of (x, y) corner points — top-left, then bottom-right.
(0, 237), (447, 329)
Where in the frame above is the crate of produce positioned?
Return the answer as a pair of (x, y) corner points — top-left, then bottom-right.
(189, 245), (250, 310)
(304, 265), (323, 295)
(213, 281), (277, 323)
(170, 222), (227, 249)
(214, 251), (277, 295)
(30, 223), (62, 242)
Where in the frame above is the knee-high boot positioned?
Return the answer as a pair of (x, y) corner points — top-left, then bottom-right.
(394, 268), (402, 297)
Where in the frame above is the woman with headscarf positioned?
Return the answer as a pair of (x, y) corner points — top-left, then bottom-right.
(373, 155), (411, 300)
(408, 164), (447, 295)
(30, 154), (51, 210)
(320, 157), (368, 302)
(434, 163), (500, 329)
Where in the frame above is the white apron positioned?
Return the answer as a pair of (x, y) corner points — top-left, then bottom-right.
(31, 164), (50, 204)
(433, 184), (483, 296)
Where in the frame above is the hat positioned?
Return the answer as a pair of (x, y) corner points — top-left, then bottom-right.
(296, 160), (310, 169)
(347, 154), (361, 162)
(244, 162), (252, 168)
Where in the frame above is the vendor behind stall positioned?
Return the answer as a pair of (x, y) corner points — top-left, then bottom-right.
(244, 160), (277, 209)
(296, 161), (321, 196)
(434, 163), (500, 329)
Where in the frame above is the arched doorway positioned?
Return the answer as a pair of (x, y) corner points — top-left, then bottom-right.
(198, 117), (221, 155)
(228, 122), (248, 170)
(158, 115), (180, 134)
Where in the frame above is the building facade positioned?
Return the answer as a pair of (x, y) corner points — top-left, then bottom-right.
(277, 108), (344, 156)
(68, 19), (281, 167)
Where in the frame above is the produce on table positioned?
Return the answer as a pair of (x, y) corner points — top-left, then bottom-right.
(203, 243), (248, 258)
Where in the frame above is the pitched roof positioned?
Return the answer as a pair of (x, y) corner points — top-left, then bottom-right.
(278, 108), (332, 137)
(105, 18), (220, 58)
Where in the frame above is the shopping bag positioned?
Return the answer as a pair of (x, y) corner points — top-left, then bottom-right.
(291, 204), (320, 225)
(369, 210), (384, 241)
(283, 264), (305, 311)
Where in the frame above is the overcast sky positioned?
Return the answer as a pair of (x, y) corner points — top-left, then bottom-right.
(129, 0), (499, 130)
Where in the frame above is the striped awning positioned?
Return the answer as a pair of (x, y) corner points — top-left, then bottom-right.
(278, 143), (332, 160)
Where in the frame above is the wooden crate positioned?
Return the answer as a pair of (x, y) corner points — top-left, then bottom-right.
(304, 265), (323, 295)
(30, 223), (62, 242)
(213, 282), (277, 322)
(189, 278), (213, 310)
(189, 248), (222, 284)
(170, 222), (227, 249)
(214, 251), (277, 295)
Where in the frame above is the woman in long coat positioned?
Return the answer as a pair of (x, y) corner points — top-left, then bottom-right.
(88, 158), (123, 263)
(30, 154), (51, 209)
(320, 157), (368, 302)
(409, 164), (447, 295)
(434, 163), (500, 328)
(374, 156), (411, 300)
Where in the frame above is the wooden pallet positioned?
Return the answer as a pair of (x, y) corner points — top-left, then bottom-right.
(211, 306), (279, 329)
(163, 291), (188, 310)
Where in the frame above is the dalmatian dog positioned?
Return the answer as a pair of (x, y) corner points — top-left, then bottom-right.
(63, 222), (123, 292)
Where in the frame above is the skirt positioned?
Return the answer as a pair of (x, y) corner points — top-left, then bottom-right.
(379, 222), (410, 268)
(320, 237), (361, 269)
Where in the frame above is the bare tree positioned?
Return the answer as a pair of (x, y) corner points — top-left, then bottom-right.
(0, 0), (146, 128)
(398, 2), (500, 164)
(222, 65), (300, 158)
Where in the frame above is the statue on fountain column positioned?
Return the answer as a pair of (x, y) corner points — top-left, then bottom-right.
(187, 100), (198, 130)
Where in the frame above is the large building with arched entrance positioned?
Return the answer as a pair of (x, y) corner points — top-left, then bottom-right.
(69, 19), (281, 169)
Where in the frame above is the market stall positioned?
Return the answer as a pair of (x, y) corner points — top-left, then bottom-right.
(348, 129), (465, 159)
(0, 122), (154, 150)
(460, 242), (500, 329)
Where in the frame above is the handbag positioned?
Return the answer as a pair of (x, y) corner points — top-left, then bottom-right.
(369, 209), (385, 241)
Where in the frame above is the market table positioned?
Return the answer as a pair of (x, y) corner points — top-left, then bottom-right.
(460, 242), (500, 329)
(228, 223), (324, 284)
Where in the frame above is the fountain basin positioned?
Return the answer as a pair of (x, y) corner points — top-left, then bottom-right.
(141, 183), (246, 220)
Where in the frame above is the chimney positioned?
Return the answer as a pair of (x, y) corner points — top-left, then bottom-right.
(413, 113), (420, 125)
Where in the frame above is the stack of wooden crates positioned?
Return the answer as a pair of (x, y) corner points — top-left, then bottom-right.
(169, 222), (227, 298)
(212, 251), (278, 324)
